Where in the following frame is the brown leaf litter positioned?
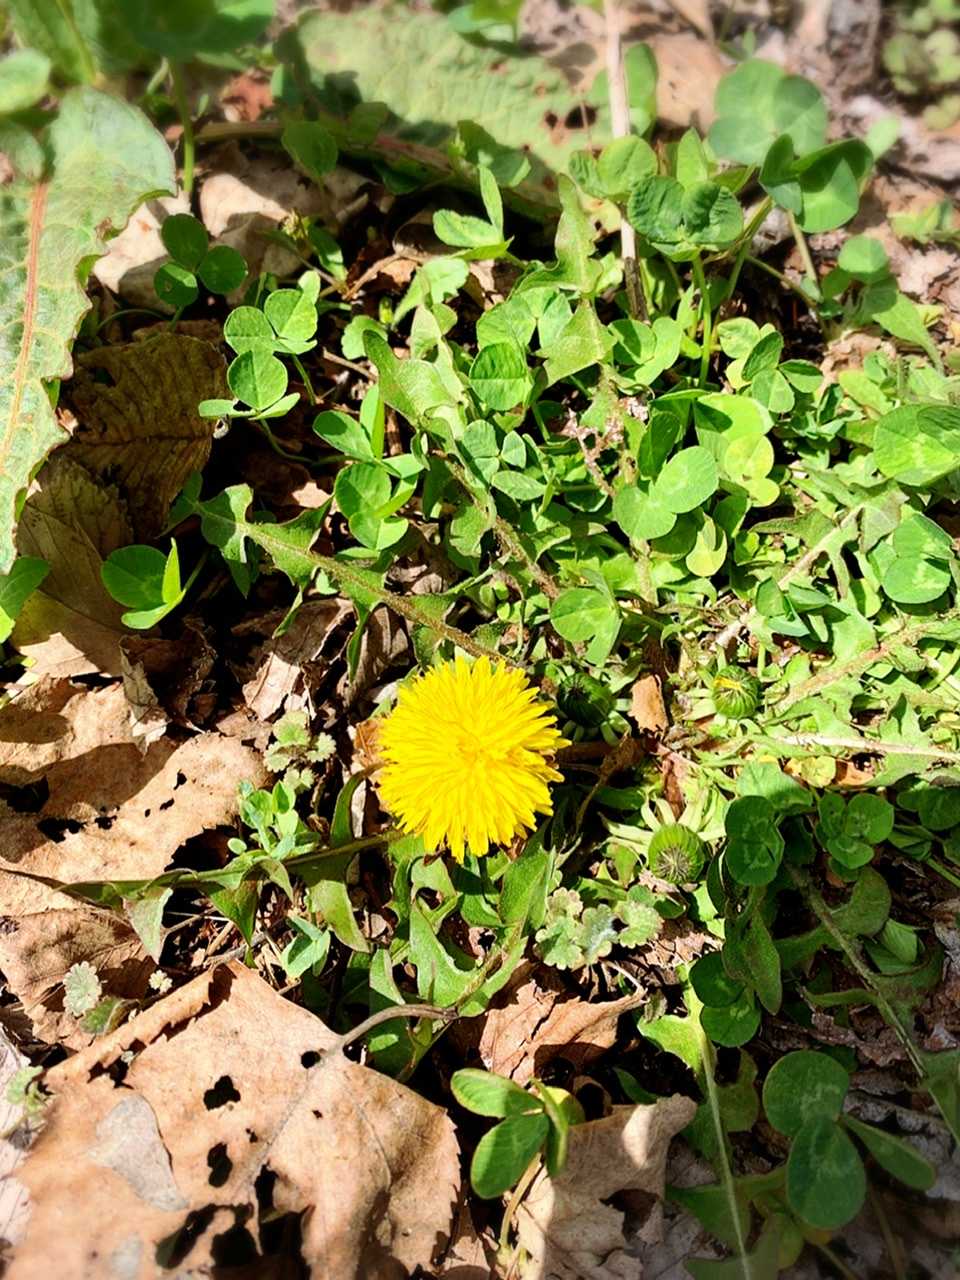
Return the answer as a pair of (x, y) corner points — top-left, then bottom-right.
(0, 680), (266, 1041)
(9, 962), (460, 1280)
(479, 965), (646, 1086)
(516, 1095), (697, 1280)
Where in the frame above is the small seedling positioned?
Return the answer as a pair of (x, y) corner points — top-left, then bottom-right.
(451, 1067), (584, 1197)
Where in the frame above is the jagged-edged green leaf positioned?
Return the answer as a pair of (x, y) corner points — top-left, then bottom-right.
(0, 88), (174, 571)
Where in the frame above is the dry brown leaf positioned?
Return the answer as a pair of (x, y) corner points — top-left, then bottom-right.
(0, 1027), (34, 1254)
(516, 1097), (697, 1280)
(480, 967), (644, 1086)
(91, 193), (190, 308)
(10, 962), (460, 1280)
(647, 33), (728, 129)
(12, 456), (132, 677)
(63, 333), (227, 540)
(0, 910), (151, 1050)
(0, 682), (267, 921)
(629, 675), (668, 735)
(120, 623), (217, 727)
(240, 598), (351, 720)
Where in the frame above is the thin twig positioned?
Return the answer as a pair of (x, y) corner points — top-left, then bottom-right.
(603, 0), (646, 321)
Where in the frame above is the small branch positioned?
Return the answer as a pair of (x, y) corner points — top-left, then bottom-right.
(789, 867), (925, 1076)
(603, 0), (646, 321)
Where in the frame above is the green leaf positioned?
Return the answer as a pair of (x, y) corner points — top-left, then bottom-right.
(711, 61), (827, 164)
(280, 915), (331, 980)
(363, 331), (455, 425)
(613, 484), (676, 541)
(0, 555), (48, 643)
(843, 1115), (936, 1190)
(0, 87), (174, 571)
(471, 1113), (549, 1198)
(550, 587), (614, 644)
(700, 991), (761, 1048)
(451, 1068), (539, 1118)
(795, 140), (873, 233)
(197, 245), (247, 295)
(542, 300), (613, 387)
(313, 409), (375, 461)
(627, 175), (685, 244)
(597, 136), (656, 200)
(161, 212), (208, 271)
(224, 305), (276, 355)
(681, 182), (744, 247)
(0, 49), (51, 114)
(281, 120), (338, 182)
(724, 796), (784, 886)
(154, 262), (199, 309)
(469, 342), (531, 410)
(124, 887), (172, 963)
(874, 404), (960, 486)
(763, 1050), (849, 1138)
(653, 446), (718, 514)
(786, 1116), (865, 1230)
(101, 541), (187, 630)
(228, 350), (289, 412)
(838, 234), (889, 282)
(121, 0), (275, 59)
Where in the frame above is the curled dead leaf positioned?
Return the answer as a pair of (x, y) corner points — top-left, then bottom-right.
(10, 963), (460, 1280)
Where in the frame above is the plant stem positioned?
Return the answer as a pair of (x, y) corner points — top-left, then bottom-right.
(169, 62), (195, 196)
(691, 254), (713, 387)
(444, 456), (561, 601)
(788, 210), (820, 297)
(602, 0), (647, 321)
(291, 354), (317, 405)
(724, 196), (773, 302)
(693, 1011), (754, 1278)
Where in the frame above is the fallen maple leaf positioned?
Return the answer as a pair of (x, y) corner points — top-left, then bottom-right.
(9, 963), (460, 1279)
(516, 1097), (697, 1280)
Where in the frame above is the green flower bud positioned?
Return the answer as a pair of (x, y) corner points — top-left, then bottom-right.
(557, 673), (615, 728)
(712, 667), (760, 719)
(647, 823), (706, 884)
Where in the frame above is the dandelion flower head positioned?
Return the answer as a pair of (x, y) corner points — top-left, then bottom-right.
(377, 657), (567, 860)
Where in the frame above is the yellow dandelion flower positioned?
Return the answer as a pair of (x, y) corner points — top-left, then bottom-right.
(377, 657), (567, 860)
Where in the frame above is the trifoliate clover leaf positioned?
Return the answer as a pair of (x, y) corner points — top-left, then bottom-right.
(616, 899), (662, 949)
(63, 961), (102, 1017)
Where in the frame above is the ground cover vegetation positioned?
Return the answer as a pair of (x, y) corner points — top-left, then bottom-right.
(0, 0), (958, 1275)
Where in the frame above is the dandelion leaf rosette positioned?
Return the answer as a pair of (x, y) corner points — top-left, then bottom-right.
(0, 87), (175, 570)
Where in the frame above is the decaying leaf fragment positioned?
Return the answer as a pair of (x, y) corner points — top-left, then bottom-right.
(516, 1096), (697, 1280)
(9, 962), (460, 1280)
(63, 332), (227, 541)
